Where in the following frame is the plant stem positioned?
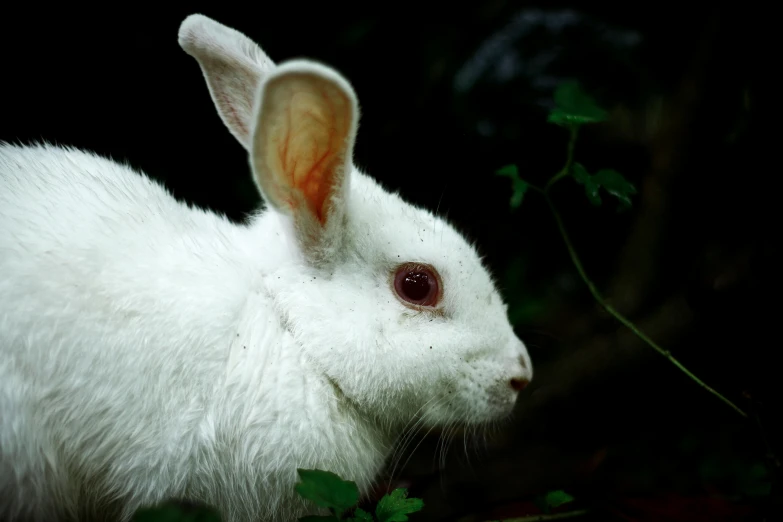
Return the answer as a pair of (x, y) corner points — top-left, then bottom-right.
(544, 196), (746, 417)
(515, 121), (748, 414)
(516, 123), (747, 418)
(546, 125), (579, 190)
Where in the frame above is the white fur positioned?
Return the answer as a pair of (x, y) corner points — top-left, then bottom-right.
(0, 14), (532, 522)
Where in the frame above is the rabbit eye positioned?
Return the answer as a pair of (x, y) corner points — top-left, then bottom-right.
(393, 263), (441, 308)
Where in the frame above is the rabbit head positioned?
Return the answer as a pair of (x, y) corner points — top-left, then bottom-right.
(179, 15), (533, 430)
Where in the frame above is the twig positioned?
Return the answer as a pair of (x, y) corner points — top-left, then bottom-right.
(545, 126), (579, 190)
(544, 194), (747, 418)
(516, 123), (747, 418)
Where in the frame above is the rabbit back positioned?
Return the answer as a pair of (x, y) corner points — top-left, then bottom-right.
(0, 143), (265, 519)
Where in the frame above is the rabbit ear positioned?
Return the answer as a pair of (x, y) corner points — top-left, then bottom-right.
(251, 61), (358, 262)
(178, 14), (275, 150)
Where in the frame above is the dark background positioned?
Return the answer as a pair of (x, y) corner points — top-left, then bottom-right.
(2, 2), (778, 521)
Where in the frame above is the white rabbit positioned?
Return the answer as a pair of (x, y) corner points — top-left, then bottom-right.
(0, 13), (533, 522)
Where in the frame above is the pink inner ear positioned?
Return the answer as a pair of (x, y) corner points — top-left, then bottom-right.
(274, 87), (350, 225)
(278, 123), (339, 225)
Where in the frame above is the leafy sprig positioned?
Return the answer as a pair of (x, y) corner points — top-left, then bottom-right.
(295, 469), (424, 522)
(497, 80), (746, 418)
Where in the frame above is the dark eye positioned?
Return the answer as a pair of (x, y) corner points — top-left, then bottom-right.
(393, 263), (441, 308)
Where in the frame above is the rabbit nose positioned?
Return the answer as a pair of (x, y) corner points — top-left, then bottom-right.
(509, 354), (532, 392)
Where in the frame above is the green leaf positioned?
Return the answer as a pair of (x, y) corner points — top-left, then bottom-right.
(495, 164), (529, 208)
(547, 81), (608, 127)
(299, 517), (339, 522)
(584, 179), (602, 206)
(375, 488), (425, 522)
(593, 169), (637, 212)
(571, 164), (635, 210)
(571, 163), (590, 184)
(496, 164), (519, 178)
(546, 110), (573, 127)
(509, 179), (529, 208)
(570, 163), (601, 206)
(347, 508), (375, 522)
(295, 469), (360, 517)
(544, 490), (575, 510)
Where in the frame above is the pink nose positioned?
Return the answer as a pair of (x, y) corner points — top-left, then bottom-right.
(509, 377), (529, 392)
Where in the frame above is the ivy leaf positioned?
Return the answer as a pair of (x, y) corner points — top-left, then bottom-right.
(509, 179), (529, 208)
(593, 169), (637, 212)
(295, 469), (360, 518)
(584, 179), (602, 206)
(571, 163), (635, 210)
(496, 164), (519, 178)
(544, 490), (575, 509)
(496, 164), (529, 208)
(572, 163), (601, 206)
(346, 508), (375, 522)
(547, 81), (607, 127)
(534, 490), (575, 514)
(375, 488), (425, 522)
(571, 162), (590, 184)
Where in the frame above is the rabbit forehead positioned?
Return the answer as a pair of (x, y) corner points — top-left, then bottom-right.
(345, 170), (503, 305)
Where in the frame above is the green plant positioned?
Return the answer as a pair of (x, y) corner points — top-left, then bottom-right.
(535, 490), (576, 514)
(497, 80), (746, 418)
(295, 469), (424, 522)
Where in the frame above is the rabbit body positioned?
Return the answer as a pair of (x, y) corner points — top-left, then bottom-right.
(0, 144), (389, 520)
(0, 14), (532, 522)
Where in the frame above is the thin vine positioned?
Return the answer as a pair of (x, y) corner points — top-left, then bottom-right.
(497, 82), (746, 418)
